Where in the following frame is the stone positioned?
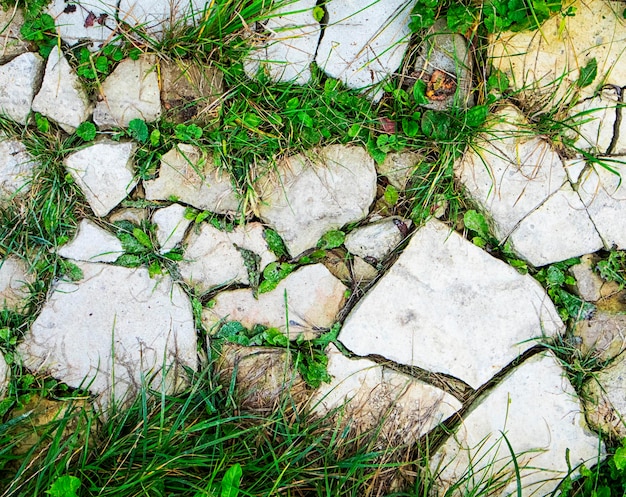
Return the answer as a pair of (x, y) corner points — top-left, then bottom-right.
(109, 207), (148, 225)
(202, 264), (347, 340)
(433, 352), (603, 496)
(338, 219), (564, 389)
(45, 0), (117, 49)
(569, 254), (604, 302)
(584, 355), (626, 438)
(569, 88), (619, 154)
(507, 187), (604, 267)
(0, 7), (28, 63)
(316, 0), (415, 99)
(58, 219), (123, 263)
(31, 46), (92, 134)
(118, 0), (207, 39)
(455, 106), (568, 239)
(160, 59), (223, 123)
(323, 249), (378, 286)
(413, 19), (473, 110)
(93, 55), (161, 129)
(17, 262), (197, 406)
(351, 256), (379, 284)
(488, 0), (626, 109)
(152, 203), (191, 253)
(0, 350), (7, 400)
(244, 0), (321, 85)
(615, 91), (626, 155)
(344, 217), (410, 262)
(0, 52), (44, 124)
(0, 136), (37, 206)
(257, 145), (377, 257)
(180, 222), (276, 294)
(377, 151), (421, 190)
(143, 144), (239, 215)
(311, 344), (461, 443)
(64, 140), (137, 217)
(574, 310), (626, 362)
(0, 255), (33, 311)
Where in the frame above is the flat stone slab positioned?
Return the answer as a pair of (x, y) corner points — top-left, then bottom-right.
(257, 145), (377, 257)
(0, 136), (37, 206)
(64, 140), (137, 217)
(118, 0), (207, 39)
(344, 217), (410, 262)
(244, 0), (321, 85)
(0, 255), (34, 311)
(311, 344), (461, 443)
(315, 0), (415, 99)
(584, 354), (626, 439)
(377, 151), (422, 190)
(0, 7), (29, 63)
(0, 52), (44, 124)
(144, 144), (239, 214)
(569, 88), (619, 155)
(433, 352), (603, 496)
(339, 219), (564, 389)
(202, 264), (346, 340)
(58, 218), (123, 263)
(46, 0), (117, 49)
(17, 262), (197, 406)
(152, 203), (191, 253)
(180, 222), (276, 294)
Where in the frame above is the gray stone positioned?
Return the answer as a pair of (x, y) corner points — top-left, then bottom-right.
(311, 344), (461, 443)
(569, 254), (605, 302)
(180, 222), (276, 294)
(152, 203), (191, 253)
(315, 0), (415, 99)
(244, 0), (321, 85)
(64, 140), (137, 217)
(456, 106), (567, 239)
(0, 52), (44, 124)
(507, 187), (604, 267)
(257, 145), (377, 257)
(0, 350), (7, 400)
(0, 136), (37, 206)
(413, 19), (473, 110)
(143, 144), (239, 215)
(0, 7), (28, 63)
(31, 46), (92, 134)
(17, 262), (196, 406)
(109, 207), (148, 225)
(118, 0), (207, 39)
(574, 310), (626, 362)
(58, 219), (123, 263)
(93, 55), (161, 129)
(433, 352), (603, 497)
(0, 255), (33, 311)
(46, 0), (117, 49)
(615, 90), (626, 155)
(377, 151), (421, 190)
(570, 88), (618, 154)
(344, 217), (410, 261)
(202, 264), (347, 340)
(584, 355), (626, 438)
(339, 219), (564, 389)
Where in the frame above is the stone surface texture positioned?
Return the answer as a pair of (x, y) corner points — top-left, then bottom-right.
(344, 217), (410, 261)
(64, 140), (137, 217)
(433, 352), (603, 497)
(574, 310), (626, 363)
(58, 219), (123, 263)
(0, 136), (36, 205)
(0, 52), (44, 124)
(339, 219), (564, 389)
(584, 356), (626, 439)
(118, 0), (207, 38)
(17, 262), (197, 406)
(570, 89), (619, 154)
(377, 151), (421, 190)
(569, 255), (605, 302)
(144, 144), (239, 214)
(46, 0), (116, 49)
(257, 145), (377, 257)
(0, 6), (28, 63)
(0, 351), (7, 400)
(152, 203), (191, 253)
(31, 46), (92, 133)
(0, 256), (33, 311)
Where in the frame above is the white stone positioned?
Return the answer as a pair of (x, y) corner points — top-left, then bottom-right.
(0, 136), (36, 205)
(455, 106), (568, 239)
(433, 352), (603, 497)
(570, 88), (618, 154)
(576, 157), (626, 249)
(569, 255), (604, 302)
(257, 145), (377, 257)
(58, 219), (123, 263)
(143, 144), (239, 214)
(0, 52), (44, 124)
(615, 91), (626, 155)
(31, 46), (92, 134)
(152, 203), (191, 253)
(244, 0), (321, 85)
(338, 219), (564, 389)
(0, 7), (28, 63)
(202, 264), (346, 340)
(584, 355), (626, 438)
(180, 222), (276, 294)
(64, 140), (137, 217)
(507, 187), (604, 267)
(344, 217), (410, 261)
(93, 55), (161, 128)
(377, 151), (421, 190)
(0, 256), (33, 311)
(311, 344), (461, 443)
(0, 350), (7, 401)
(316, 0), (415, 99)
(17, 262), (197, 406)
(109, 207), (148, 225)
(46, 0), (117, 49)
(118, 0), (207, 39)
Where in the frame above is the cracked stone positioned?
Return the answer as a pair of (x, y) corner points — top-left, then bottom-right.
(46, 0), (117, 49)
(339, 219), (564, 389)
(584, 354), (626, 439)
(569, 254), (605, 302)
(574, 310), (626, 363)
(377, 151), (422, 190)
(0, 255), (34, 312)
(202, 264), (347, 340)
(0, 52), (44, 124)
(58, 219), (123, 263)
(570, 87), (619, 154)
(0, 136), (37, 207)
(433, 351), (604, 496)
(118, 0), (208, 39)
(64, 140), (137, 217)
(151, 203), (191, 253)
(0, 7), (28, 63)
(344, 217), (411, 261)
(16, 262), (197, 407)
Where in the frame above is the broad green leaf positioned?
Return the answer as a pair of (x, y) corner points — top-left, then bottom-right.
(412, 79), (429, 106)
(150, 129), (161, 146)
(148, 261), (162, 278)
(75, 122), (96, 141)
(487, 68), (510, 93)
(46, 475), (81, 497)
(313, 6), (325, 22)
(35, 113), (49, 133)
(263, 229), (288, 258)
(384, 185), (399, 206)
(463, 210), (491, 240)
(401, 117), (419, 137)
(465, 105), (489, 128)
(132, 228), (153, 249)
(613, 445), (626, 471)
(221, 463), (242, 497)
(317, 230), (345, 249)
(577, 58), (597, 88)
(128, 119), (149, 143)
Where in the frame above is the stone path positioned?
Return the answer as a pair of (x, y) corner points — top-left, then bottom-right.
(2, 0), (626, 494)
